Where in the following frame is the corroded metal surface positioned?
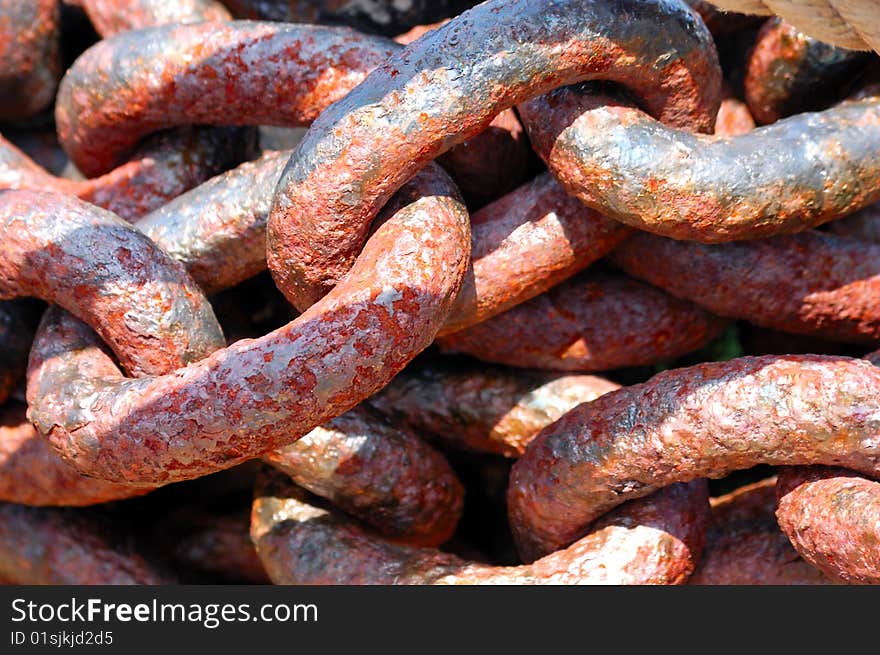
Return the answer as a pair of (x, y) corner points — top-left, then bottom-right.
(393, 19), (451, 45)
(56, 21), (397, 176)
(252, 472), (708, 585)
(1, 0), (874, 587)
(140, 161), (627, 328)
(689, 479), (831, 585)
(0, 402), (147, 506)
(521, 86), (880, 242)
(55, 19), (519, 194)
(53, 17), (520, 221)
(267, 0), (721, 309)
(27, 165), (470, 485)
(0, 0), (60, 121)
(440, 173), (630, 335)
(0, 190), (224, 377)
(745, 18), (870, 125)
(438, 272), (727, 371)
(776, 466), (880, 584)
(81, 0), (230, 36)
(508, 355), (880, 560)
(0, 128), (255, 222)
(23, 303), (462, 534)
(0, 184), (229, 504)
(394, 11), (532, 207)
(0, 503), (172, 584)
(138, 150), (290, 293)
(610, 230), (880, 344)
(369, 363), (619, 458)
(265, 406), (463, 546)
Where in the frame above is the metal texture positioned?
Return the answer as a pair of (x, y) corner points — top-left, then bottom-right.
(689, 479), (831, 585)
(0, 0), (60, 121)
(23, 306), (463, 537)
(81, 0), (230, 36)
(0, 190), (223, 376)
(54, 19), (523, 199)
(56, 21), (396, 177)
(714, 96), (757, 135)
(264, 406), (463, 546)
(435, 108), (529, 208)
(369, 363), (619, 458)
(826, 201), (880, 243)
(267, 0), (721, 309)
(137, 150), (290, 293)
(744, 18), (870, 124)
(0, 402), (148, 506)
(252, 472), (709, 585)
(27, 165), (470, 485)
(508, 355), (880, 560)
(439, 173), (630, 335)
(438, 272), (728, 371)
(139, 160), (627, 329)
(776, 466), (880, 584)
(610, 230), (880, 344)
(0, 128), (255, 222)
(520, 86), (880, 242)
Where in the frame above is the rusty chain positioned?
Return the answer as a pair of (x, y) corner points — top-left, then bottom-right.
(0, 0), (877, 585)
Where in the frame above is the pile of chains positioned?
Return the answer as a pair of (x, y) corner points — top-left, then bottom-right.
(0, 0), (878, 585)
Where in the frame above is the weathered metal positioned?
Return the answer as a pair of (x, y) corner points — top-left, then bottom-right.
(826, 201), (880, 243)
(438, 272), (728, 371)
(744, 18), (870, 125)
(508, 355), (880, 560)
(439, 174), (629, 335)
(55, 22), (395, 176)
(139, 160), (626, 327)
(1, 0), (876, 587)
(610, 230), (880, 344)
(776, 466), (880, 584)
(27, 165), (470, 485)
(18, 305), (463, 536)
(0, 0), (60, 121)
(54, 20), (526, 202)
(252, 471), (709, 585)
(267, 0), (721, 309)
(0, 128), (255, 221)
(137, 150), (290, 293)
(81, 0), (230, 36)
(715, 95), (757, 135)
(264, 406), (464, 546)
(520, 86), (880, 242)
(689, 479), (831, 585)
(0, 190), (224, 376)
(0, 401), (148, 506)
(369, 363), (619, 458)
